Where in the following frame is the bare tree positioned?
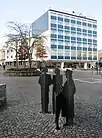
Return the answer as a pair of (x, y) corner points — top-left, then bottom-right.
(6, 21), (47, 69)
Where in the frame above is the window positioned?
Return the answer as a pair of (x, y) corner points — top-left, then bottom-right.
(93, 31), (97, 34)
(77, 37), (81, 41)
(83, 29), (87, 33)
(77, 21), (81, 25)
(77, 28), (81, 32)
(65, 46), (70, 49)
(82, 22), (87, 26)
(77, 47), (81, 50)
(93, 40), (97, 44)
(51, 45), (57, 48)
(51, 28), (57, 31)
(71, 27), (76, 31)
(71, 20), (76, 24)
(83, 38), (87, 41)
(93, 24), (97, 28)
(58, 25), (63, 29)
(88, 30), (92, 34)
(71, 37), (76, 41)
(51, 16), (57, 20)
(83, 47), (87, 51)
(93, 48), (97, 51)
(51, 24), (56, 28)
(7, 50), (9, 53)
(88, 39), (92, 42)
(58, 45), (63, 49)
(58, 17), (63, 21)
(7, 56), (9, 58)
(11, 56), (13, 58)
(51, 34), (57, 38)
(71, 46), (76, 50)
(51, 56), (57, 59)
(88, 48), (92, 51)
(64, 18), (70, 22)
(58, 35), (63, 39)
(88, 23), (92, 27)
(65, 26), (70, 30)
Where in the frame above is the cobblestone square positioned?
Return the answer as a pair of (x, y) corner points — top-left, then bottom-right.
(0, 71), (102, 137)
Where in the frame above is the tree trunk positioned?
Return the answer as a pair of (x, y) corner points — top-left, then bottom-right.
(15, 41), (18, 69)
(28, 53), (32, 70)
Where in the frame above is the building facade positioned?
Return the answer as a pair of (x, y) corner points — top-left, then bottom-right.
(32, 8), (98, 68)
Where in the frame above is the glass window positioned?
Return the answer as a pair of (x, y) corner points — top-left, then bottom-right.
(93, 40), (97, 43)
(64, 18), (70, 22)
(88, 23), (92, 27)
(93, 31), (97, 34)
(83, 29), (87, 32)
(71, 46), (76, 50)
(71, 27), (76, 31)
(71, 20), (76, 24)
(58, 56), (63, 59)
(51, 24), (56, 28)
(77, 28), (81, 32)
(51, 45), (57, 48)
(58, 17), (63, 21)
(58, 25), (63, 29)
(51, 34), (57, 38)
(82, 22), (87, 26)
(51, 16), (57, 20)
(65, 36), (70, 40)
(65, 26), (70, 30)
(83, 38), (87, 41)
(65, 46), (70, 49)
(51, 56), (57, 59)
(88, 39), (92, 42)
(77, 21), (81, 25)
(58, 35), (63, 39)
(71, 37), (76, 41)
(77, 37), (81, 41)
(58, 45), (63, 49)
(88, 48), (92, 51)
(51, 28), (57, 31)
(88, 30), (92, 34)
(93, 48), (97, 51)
(93, 24), (97, 28)
(77, 47), (81, 50)
(83, 47), (87, 51)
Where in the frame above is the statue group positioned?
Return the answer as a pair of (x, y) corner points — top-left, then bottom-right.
(38, 67), (76, 130)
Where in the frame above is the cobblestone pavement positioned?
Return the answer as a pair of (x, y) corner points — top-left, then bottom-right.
(0, 71), (102, 138)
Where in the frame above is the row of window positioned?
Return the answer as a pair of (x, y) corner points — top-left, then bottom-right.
(51, 34), (97, 42)
(51, 56), (97, 60)
(51, 24), (97, 33)
(51, 45), (97, 51)
(51, 16), (97, 28)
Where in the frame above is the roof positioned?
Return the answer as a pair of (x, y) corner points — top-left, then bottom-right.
(49, 9), (97, 22)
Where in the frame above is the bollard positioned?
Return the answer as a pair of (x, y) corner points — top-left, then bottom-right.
(0, 84), (6, 106)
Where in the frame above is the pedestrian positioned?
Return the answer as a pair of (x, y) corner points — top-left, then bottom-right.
(62, 69), (76, 127)
(3, 64), (5, 70)
(38, 67), (52, 113)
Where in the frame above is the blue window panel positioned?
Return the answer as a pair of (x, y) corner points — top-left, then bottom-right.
(83, 47), (87, 51)
(58, 56), (63, 59)
(71, 37), (76, 41)
(71, 41), (76, 44)
(77, 47), (81, 50)
(88, 30), (92, 34)
(88, 57), (92, 60)
(71, 20), (76, 24)
(71, 57), (76, 59)
(51, 16), (57, 20)
(65, 18), (70, 22)
(83, 29), (87, 32)
(65, 46), (70, 49)
(71, 31), (76, 34)
(93, 40), (97, 43)
(77, 32), (81, 35)
(77, 21), (81, 25)
(93, 48), (97, 51)
(93, 34), (97, 37)
(65, 26), (70, 30)
(58, 30), (63, 32)
(51, 39), (57, 41)
(58, 25), (63, 29)
(88, 39), (92, 42)
(58, 45), (63, 49)
(65, 30), (70, 33)
(77, 41), (82, 44)
(58, 39), (63, 42)
(65, 39), (70, 42)
(71, 47), (76, 50)
(82, 22), (87, 26)
(93, 44), (97, 46)
(65, 36), (70, 40)
(83, 57), (87, 60)
(71, 27), (76, 31)
(83, 33), (87, 36)
(58, 17), (63, 21)
(83, 38), (87, 41)
(88, 34), (92, 36)
(77, 28), (81, 32)
(88, 43), (92, 45)
(51, 45), (57, 48)
(51, 34), (57, 38)
(51, 28), (57, 31)
(58, 35), (63, 39)
(88, 23), (92, 27)
(77, 37), (81, 41)
(51, 24), (56, 28)
(88, 48), (92, 51)
(83, 42), (87, 44)
(93, 24), (97, 28)
(65, 56), (70, 59)
(93, 57), (97, 60)
(51, 56), (57, 59)
(93, 31), (97, 34)
(77, 57), (81, 60)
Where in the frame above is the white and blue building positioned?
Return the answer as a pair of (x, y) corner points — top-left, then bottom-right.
(32, 8), (98, 68)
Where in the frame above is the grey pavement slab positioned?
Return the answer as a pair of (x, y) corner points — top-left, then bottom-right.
(0, 70), (102, 137)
